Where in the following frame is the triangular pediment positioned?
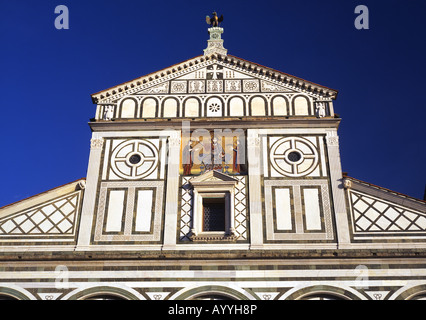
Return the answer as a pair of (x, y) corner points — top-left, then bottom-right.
(189, 170), (238, 186)
(91, 54), (337, 104)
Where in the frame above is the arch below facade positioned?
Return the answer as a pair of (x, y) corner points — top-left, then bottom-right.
(172, 285), (255, 300)
(0, 286), (35, 300)
(63, 285), (145, 300)
(392, 284), (426, 300)
(282, 285), (363, 300)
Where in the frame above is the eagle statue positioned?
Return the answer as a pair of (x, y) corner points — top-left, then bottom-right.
(206, 12), (223, 27)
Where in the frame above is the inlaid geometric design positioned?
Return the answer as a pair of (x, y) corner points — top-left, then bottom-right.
(224, 80), (241, 93)
(179, 177), (193, 241)
(110, 139), (159, 180)
(206, 97), (223, 116)
(179, 176), (247, 241)
(269, 137), (319, 177)
(243, 79), (259, 92)
(234, 176), (248, 239)
(145, 292), (171, 300)
(188, 80), (205, 93)
(350, 191), (426, 232)
(0, 192), (79, 235)
(206, 80), (223, 93)
(170, 81), (187, 93)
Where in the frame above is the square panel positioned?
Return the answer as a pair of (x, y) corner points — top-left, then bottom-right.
(264, 179), (334, 242)
(93, 181), (164, 244)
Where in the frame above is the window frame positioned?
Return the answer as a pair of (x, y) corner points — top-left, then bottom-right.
(189, 172), (238, 241)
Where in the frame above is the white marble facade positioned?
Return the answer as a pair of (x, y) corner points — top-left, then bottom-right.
(0, 25), (425, 301)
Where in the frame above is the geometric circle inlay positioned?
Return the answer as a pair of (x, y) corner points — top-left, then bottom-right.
(110, 139), (159, 180)
(269, 136), (319, 177)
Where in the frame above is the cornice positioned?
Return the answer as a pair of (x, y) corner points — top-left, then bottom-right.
(88, 117), (342, 132)
(90, 54), (338, 104)
(1, 248), (426, 262)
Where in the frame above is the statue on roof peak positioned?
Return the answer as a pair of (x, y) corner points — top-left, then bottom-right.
(206, 12), (223, 27)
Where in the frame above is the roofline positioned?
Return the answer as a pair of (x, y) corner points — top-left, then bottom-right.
(90, 54), (204, 99)
(227, 54), (339, 95)
(90, 53), (338, 104)
(343, 175), (426, 205)
(0, 178), (86, 211)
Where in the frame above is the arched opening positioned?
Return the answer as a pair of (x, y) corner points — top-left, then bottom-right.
(228, 96), (245, 117)
(141, 97), (158, 118)
(285, 285), (360, 300)
(83, 294), (127, 300)
(162, 97), (179, 118)
(299, 293), (348, 300)
(120, 98), (137, 118)
(394, 285), (426, 300)
(292, 95), (310, 115)
(0, 286), (33, 300)
(65, 286), (143, 300)
(271, 95), (289, 116)
(249, 96), (267, 116)
(0, 294), (19, 300)
(173, 285), (252, 300)
(184, 97), (201, 117)
(191, 294), (237, 300)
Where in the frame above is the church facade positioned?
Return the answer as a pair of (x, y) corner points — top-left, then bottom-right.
(1, 25), (426, 300)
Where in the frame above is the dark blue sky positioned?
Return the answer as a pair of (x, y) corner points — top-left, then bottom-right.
(0, 0), (425, 207)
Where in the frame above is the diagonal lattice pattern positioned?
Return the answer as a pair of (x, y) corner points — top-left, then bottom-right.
(179, 176), (247, 241)
(0, 193), (78, 235)
(351, 191), (426, 232)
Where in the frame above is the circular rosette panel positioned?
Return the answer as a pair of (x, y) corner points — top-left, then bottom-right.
(270, 137), (319, 177)
(110, 139), (159, 180)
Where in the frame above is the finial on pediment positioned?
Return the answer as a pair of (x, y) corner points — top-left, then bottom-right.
(206, 12), (223, 27)
(204, 12), (227, 56)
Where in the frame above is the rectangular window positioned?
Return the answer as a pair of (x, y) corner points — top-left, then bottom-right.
(202, 198), (226, 232)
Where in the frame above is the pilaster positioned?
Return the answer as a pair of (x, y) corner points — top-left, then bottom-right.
(162, 131), (182, 249)
(325, 130), (351, 248)
(247, 130), (263, 249)
(76, 135), (104, 249)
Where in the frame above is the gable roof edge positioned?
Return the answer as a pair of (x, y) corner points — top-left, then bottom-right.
(343, 175), (426, 213)
(90, 53), (338, 104)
